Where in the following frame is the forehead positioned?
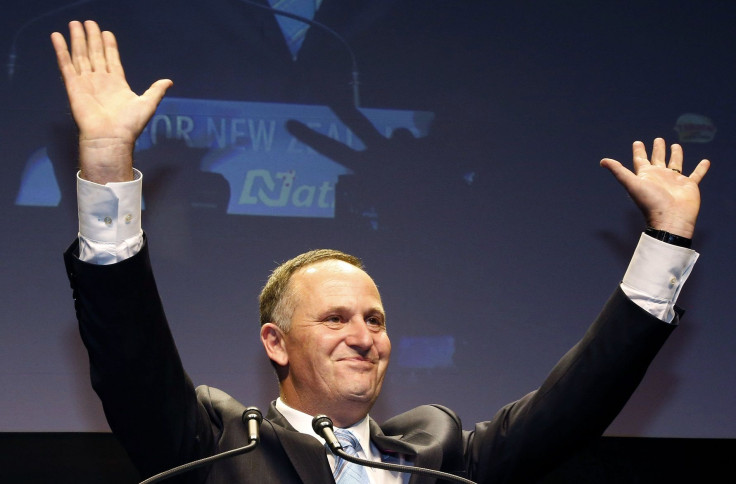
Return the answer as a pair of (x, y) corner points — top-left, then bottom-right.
(291, 259), (382, 303)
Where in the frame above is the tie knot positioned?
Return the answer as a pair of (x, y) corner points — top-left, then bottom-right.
(334, 429), (361, 452)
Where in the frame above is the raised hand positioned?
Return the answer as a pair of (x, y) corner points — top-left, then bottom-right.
(51, 20), (172, 184)
(600, 138), (710, 239)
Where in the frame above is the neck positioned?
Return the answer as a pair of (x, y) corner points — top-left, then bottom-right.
(279, 389), (371, 428)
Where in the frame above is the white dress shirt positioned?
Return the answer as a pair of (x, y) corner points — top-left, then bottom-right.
(275, 398), (410, 484)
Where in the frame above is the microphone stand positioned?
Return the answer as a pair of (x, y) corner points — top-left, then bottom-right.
(7, 0), (98, 82)
(237, 0), (361, 107)
(313, 415), (477, 484)
(139, 407), (263, 484)
(332, 447), (477, 484)
(139, 441), (258, 484)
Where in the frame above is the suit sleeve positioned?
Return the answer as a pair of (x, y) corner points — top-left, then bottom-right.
(64, 236), (214, 482)
(464, 287), (676, 484)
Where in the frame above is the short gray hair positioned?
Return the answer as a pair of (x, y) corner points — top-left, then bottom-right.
(259, 249), (364, 332)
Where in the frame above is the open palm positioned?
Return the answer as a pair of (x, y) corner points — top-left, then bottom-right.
(600, 138), (710, 239)
(51, 21), (171, 183)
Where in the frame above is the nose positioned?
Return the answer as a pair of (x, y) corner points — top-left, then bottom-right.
(344, 317), (374, 352)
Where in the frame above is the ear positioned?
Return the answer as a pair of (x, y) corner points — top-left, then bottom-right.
(261, 323), (289, 367)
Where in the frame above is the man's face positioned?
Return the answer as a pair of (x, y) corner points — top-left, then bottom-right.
(278, 259), (391, 422)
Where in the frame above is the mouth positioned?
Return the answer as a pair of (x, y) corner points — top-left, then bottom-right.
(338, 356), (375, 367)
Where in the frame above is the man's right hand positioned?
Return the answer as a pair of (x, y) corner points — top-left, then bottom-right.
(51, 20), (172, 184)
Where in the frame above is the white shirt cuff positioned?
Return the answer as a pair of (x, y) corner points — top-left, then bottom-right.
(77, 170), (144, 264)
(621, 233), (699, 323)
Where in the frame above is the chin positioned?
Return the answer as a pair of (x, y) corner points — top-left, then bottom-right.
(344, 388), (377, 403)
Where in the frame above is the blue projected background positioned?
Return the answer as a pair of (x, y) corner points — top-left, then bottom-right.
(1, 0), (734, 439)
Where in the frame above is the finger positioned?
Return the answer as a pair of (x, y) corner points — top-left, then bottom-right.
(667, 143), (684, 173)
(50, 32), (76, 79)
(631, 140), (650, 172)
(101, 31), (123, 76)
(688, 159), (711, 184)
(83, 20), (105, 72)
(650, 137), (666, 167)
(68, 20), (91, 73)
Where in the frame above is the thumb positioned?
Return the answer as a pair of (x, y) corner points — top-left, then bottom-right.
(142, 78), (173, 107)
(600, 158), (635, 187)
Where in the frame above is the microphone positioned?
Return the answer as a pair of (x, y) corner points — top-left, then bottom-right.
(311, 415), (477, 484)
(243, 406), (264, 443)
(312, 414), (342, 453)
(139, 407), (264, 484)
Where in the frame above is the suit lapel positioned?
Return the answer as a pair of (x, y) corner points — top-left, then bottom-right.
(369, 419), (443, 484)
(264, 405), (447, 484)
(266, 403), (335, 483)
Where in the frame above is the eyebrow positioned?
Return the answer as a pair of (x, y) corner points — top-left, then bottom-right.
(317, 306), (386, 319)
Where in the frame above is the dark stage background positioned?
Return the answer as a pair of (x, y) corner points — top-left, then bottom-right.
(1, 0), (734, 447)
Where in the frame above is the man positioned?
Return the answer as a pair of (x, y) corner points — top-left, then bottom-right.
(57, 20), (709, 483)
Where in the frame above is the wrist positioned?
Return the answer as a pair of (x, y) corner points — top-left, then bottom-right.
(79, 137), (136, 184)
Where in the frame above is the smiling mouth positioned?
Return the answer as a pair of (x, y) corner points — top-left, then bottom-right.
(339, 357), (375, 366)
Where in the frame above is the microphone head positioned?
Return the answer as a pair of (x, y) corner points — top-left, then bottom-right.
(312, 415), (343, 452)
(311, 414), (333, 435)
(242, 406), (263, 424)
(242, 407), (263, 444)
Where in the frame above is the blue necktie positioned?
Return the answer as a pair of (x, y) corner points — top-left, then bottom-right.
(332, 428), (370, 483)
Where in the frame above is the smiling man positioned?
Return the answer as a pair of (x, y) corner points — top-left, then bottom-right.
(260, 254), (391, 428)
(57, 20), (709, 484)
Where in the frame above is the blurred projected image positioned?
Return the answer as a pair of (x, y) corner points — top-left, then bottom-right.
(16, 98), (432, 223)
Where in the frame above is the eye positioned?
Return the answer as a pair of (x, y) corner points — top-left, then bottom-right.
(324, 315), (343, 324)
(366, 315), (386, 330)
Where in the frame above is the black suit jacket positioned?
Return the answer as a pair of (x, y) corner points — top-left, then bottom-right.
(64, 237), (675, 483)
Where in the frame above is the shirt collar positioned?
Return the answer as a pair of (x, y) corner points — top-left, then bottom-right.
(275, 397), (374, 458)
